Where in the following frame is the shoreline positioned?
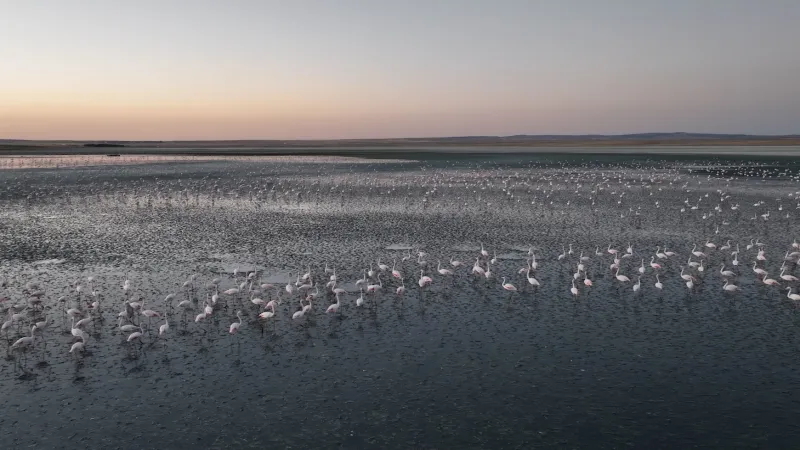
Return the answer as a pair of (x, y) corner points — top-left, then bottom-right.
(2, 143), (800, 159)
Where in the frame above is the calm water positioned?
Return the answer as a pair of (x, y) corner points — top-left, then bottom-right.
(1, 153), (800, 449)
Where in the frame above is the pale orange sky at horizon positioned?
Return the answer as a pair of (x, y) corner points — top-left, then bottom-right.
(2, 0), (799, 140)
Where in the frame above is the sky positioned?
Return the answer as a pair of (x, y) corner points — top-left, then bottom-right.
(1, 0), (799, 140)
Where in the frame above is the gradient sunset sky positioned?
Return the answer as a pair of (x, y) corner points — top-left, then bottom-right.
(2, 0), (799, 140)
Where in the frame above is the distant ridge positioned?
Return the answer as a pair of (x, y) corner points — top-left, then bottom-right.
(1, 132), (800, 151)
(2, 132), (800, 145)
(420, 132), (798, 142)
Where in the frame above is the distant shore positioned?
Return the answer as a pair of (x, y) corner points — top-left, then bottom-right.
(3, 133), (800, 148)
(2, 134), (800, 158)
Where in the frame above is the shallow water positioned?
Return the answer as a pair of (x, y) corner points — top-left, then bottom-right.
(2, 154), (800, 449)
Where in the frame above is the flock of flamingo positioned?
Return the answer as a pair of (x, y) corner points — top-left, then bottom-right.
(3, 233), (800, 369)
(1, 156), (799, 376)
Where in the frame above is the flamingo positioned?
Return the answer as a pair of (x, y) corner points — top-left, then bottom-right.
(204, 301), (213, 317)
(472, 258), (485, 277)
(780, 269), (798, 282)
(74, 316), (92, 329)
(229, 310), (243, 334)
(224, 287), (239, 296)
(194, 308), (208, 323)
(355, 270), (367, 288)
(285, 280), (296, 296)
(366, 275), (382, 294)
(1, 313), (13, 336)
(250, 293), (267, 307)
(557, 245), (566, 261)
(11, 325), (36, 350)
(396, 280), (406, 296)
(69, 341), (85, 355)
(356, 289), (365, 307)
(391, 260), (402, 279)
(655, 274), (663, 290)
(723, 280), (739, 292)
(787, 288), (800, 301)
(127, 329), (143, 342)
(720, 264), (735, 278)
(614, 267), (630, 283)
(680, 266), (695, 282)
(437, 261), (453, 276)
(501, 277), (517, 292)
(418, 270), (432, 288)
(570, 280), (578, 297)
(118, 318), (141, 333)
(159, 315), (170, 336)
(326, 293), (341, 314)
(649, 256), (661, 270)
(526, 269), (540, 287)
(331, 281), (346, 296)
(691, 244), (707, 259)
(70, 318), (87, 342)
(258, 302), (276, 319)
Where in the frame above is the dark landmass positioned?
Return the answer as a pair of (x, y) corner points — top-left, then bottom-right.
(3, 132), (800, 148)
(83, 143), (127, 148)
(1, 133), (799, 157)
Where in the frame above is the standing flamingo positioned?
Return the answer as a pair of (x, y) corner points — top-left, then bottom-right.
(229, 310), (243, 334)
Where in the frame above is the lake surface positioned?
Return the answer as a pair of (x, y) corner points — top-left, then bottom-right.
(1, 152), (800, 449)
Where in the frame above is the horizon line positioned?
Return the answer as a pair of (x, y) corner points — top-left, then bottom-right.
(3, 132), (800, 143)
